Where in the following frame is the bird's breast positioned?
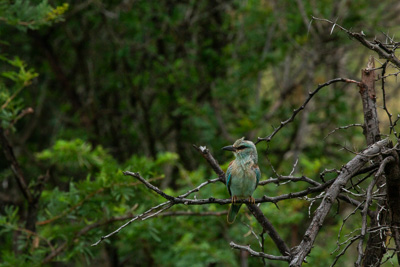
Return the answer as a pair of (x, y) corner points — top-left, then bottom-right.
(229, 162), (257, 198)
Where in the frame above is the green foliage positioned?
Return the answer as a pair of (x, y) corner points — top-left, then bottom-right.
(36, 139), (108, 170)
(1, 0), (400, 266)
(0, 0), (68, 31)
(0, 1), (67, 131)
(1, 137), (183, 265)
(0, 56), (38, 84)
(0, 56), (38, 130)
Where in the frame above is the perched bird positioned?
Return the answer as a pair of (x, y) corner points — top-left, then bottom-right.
(222, 137), (260, 223)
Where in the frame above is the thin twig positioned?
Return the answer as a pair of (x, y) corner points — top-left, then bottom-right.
(229, 242), (290, 261)
(122, 172), (335, 206)
(355, 172), (380, 266)
(312, 16), (400, 68)
(256, 78), (360, 144)
(290, 138), (390, 266)
(330, 235), (360, 267)
(325, 124), (364, 139)
(91, 201), (173, 246)
(259, 175), (319, 186)
(37, 177), (163, 226)
(91, 173), (222, 245)
(158, 210), (227, 216)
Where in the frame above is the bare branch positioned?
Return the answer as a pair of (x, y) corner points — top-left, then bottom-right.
(246, 204), (290, 256)
(355, 174), (379, 266)
(120, 171), (335, 206)
(259, 175), (320, 186)
(256, 78), (360, 145)
(330, 235), (360, 267)
(325, 123), (364, 139)
(376, 156), (395, 178)
(290, 138), (390, 267)
(380, 61), (397, 137)
(158, 210), (227, 217)
(37, 177), (163, 226)
(92, 172), (222, 245)
(192, 146), (291, 257)
(230, 242), (290, 261)
(0, 127), (33, 203)
(312, 16), (400, 68)
(123, 171), (175, 200)
(385, 150), (400, 263)
(193, 144), (225, 182)
(91, 201), (173, 246)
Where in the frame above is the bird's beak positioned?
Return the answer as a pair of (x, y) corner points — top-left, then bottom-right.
(222, 145), (236, 152)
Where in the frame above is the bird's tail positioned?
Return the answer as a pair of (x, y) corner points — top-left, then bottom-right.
(227, 203), (242, 224)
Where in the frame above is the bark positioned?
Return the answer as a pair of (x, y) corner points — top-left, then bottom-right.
(0, 127), (44, 232)
(358, 57), (386, 266)
(385, 149), (400, 263)
(289, 138), (390, 267)
(246, 204), (290, 257)
(359, 57), (380, 145)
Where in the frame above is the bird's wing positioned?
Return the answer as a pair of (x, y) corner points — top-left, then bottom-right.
(226, 161), (234, 196)
(253, 164), (261, 189)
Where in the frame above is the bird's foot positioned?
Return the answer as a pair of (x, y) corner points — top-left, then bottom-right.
(232, 196), (238, 204)
(248, 196), (255, 204)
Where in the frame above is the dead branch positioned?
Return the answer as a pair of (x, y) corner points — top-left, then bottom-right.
(246, 204), (290, 256)
(355, 174), (379, 266)
(0, 127), (33, 203)
(325, 123), (364, 139)
(230, 241), (290, 261)
(289, 138), (390, 267)
(256, 78), (360, 145)
(192, 144), (226, 182)
(384, 149), (400, 263)
(259, 175), (320, 187)
(380, 61), (397, 137)
(311, 16), (400, 68)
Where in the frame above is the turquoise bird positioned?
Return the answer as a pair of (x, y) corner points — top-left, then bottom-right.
(222, 137), (260, 223)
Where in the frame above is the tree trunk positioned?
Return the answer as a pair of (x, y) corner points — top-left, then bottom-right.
(358, 57), (387, 266)
(289, 139), (390, 267)
(359, 57), (380, 145)
(385, 149), (400, 263)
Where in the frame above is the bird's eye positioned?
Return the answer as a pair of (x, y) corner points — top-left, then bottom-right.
(237, 145), (246, 150)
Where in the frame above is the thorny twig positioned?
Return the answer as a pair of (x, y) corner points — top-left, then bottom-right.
(290, 138), (390, 266)
(92, 140), (388, 254)
(256, 78), (361, 145)
(325, 123), (364, 139)
(91, 172), (222, 246)
(87, 52), (400, 265)
(259, 175), (319, 186)
(355, 156), (394, 266)
(311, 16), (400, 68)
(380, 61), (397, 137)
(229, 242), (290, 261)
(330, 235), (360, 267)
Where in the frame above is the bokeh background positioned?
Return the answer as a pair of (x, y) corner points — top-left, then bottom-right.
(1, 0), (400, 266)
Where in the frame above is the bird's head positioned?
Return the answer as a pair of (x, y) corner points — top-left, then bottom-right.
(222, 137), (258, 163)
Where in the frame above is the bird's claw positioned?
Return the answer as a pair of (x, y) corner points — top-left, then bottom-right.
(231, 196), (255, 204)
(248, 196), (255, 204)
(232, 196), (238, 204)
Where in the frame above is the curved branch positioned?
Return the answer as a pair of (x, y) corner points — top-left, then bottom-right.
(230, 241), (290, 261)
(123, 171), (335, 206)
(289, 138), (390, 267)
(246, 204), (290, 256)
(312, 16), (400, 68)
(193, 144), (226, 182)
(259, 175), (320, 186)
(256, 78), (360, 145)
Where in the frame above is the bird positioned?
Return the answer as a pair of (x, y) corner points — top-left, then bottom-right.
(222, 137), (260, 223)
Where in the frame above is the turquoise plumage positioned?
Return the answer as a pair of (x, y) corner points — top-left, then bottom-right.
(222, 137), (260, 223)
